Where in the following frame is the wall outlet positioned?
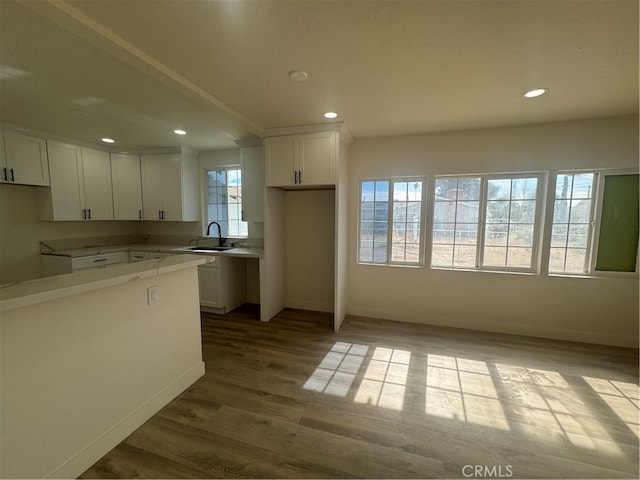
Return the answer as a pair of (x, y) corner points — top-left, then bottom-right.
(147, 286), (159, 305)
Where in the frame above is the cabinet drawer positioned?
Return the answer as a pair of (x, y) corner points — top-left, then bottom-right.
(71, 251), (128, 270)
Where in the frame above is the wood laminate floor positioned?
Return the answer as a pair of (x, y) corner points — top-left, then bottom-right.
(81, 307), (639, 479)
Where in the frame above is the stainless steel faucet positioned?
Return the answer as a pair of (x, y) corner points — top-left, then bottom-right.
(206, 221), (225, 247)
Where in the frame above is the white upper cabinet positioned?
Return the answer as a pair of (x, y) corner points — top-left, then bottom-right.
(265, 131), (337, 187)
(111, 153), (143, 220)
(81, 148), (114, 220)
(140, 151), (198, 221)
(1, 131), (50, 186)
(38, 141), (113, 221)
(241, 146), (265, 222)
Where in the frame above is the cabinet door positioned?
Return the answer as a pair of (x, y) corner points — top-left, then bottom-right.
(198, 265), (222, 307)
(141, 155), (164, 220)
(46, 141), (84, 220)
(2, 131), (50, 186)
(81, 148), (113, 220)
(298, 131), (336, 186)
(111, 153), (143, 220)
(265, 136), (296, 186)
(160, 154), (184, 221)
(241, 146), (265, 222)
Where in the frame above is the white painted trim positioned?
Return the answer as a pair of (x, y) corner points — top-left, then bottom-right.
(346, 307), (638, 348)
(263, 122), (353, 144)
(47, 362), (205, 479)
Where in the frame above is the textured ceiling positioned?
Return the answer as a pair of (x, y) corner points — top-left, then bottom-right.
(0, 0), (637, 151)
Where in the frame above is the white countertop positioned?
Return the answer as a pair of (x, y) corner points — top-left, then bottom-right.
(42, 243), (264, 259)
(0, 254), (210, 312)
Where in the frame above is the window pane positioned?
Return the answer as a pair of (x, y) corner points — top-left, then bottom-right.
(549, 248), (567, 272)
(407, 181), (422, 200)
(435, 178), (458, 199)
(565, 248), (588, 272)
(375, 202), (389, 221)
(486, 201), (509, 223)
(507, 248), (532, 268)
(567, 224), (589, 248)
(407, 202), (421, 220)
(207, 168), (247, 239)
(361, 202), (374, 222)
(405, 244), (420, 263)
(432, 244), (453, 266)
(393, 182), (408, 201)
(572, 174), (595, 199)
(485, 224), (508, 246)
(374, 222), (388, 241)
(508, 224), (534, 247)
(375, 181), (389, 201)
(455, 224), (477, 245)
(455, 201), (479, 223)
(373, 243), (388, 263)
(458, 178), (481, 200)
(483, 247), (507, 267)
(553, 200), (570, 223)
(361, 182), (375, 201)
(551, 224), (568, 247)
(392, 222), (406, 240)
(433, 223), (454, 243)
(511, 178), (538, 200)
(555, 175), (573, 199)
(454, 246), (476, 267)
(434, 202), (455, 223)
(510, 200), (536, 223)
(570, 199), (591, 223)
(393, 202), (407, 222)
(487, 179), (511, 200)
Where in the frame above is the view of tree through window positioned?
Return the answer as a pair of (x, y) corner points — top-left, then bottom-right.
(359, 179), (424, 265)
(207, 168), (247, 238)
(431, 175), (541, 271)
(549, 173), (595, 273)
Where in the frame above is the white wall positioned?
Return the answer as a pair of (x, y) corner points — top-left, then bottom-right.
(285, 189), (335, 312)
(0, 184), (136, 284)
(347, 115), (639, 347)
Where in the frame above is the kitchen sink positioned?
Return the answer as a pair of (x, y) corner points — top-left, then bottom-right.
(188, 246), (234, 252)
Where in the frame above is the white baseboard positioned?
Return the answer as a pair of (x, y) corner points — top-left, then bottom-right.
(347, 306), (638, 348)
(47, 362), (206, 479)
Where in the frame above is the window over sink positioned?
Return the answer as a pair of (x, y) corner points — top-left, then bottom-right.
(207, 168), (248, 238)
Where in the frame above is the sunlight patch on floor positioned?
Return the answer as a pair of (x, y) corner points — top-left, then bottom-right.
(303, 342), (368, 397)
(583, 376), (640, 438)
(496, 365), (623, 455)
(354, 347), (411, 410)
(425, 354), (509, 430)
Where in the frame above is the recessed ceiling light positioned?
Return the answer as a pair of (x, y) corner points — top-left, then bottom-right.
(101, 138), (115, 144)
(323, 112), (338, 119)
(524, 88), (547, 98)
(289, 70), (308, 82)
(174, 129), (187, 135)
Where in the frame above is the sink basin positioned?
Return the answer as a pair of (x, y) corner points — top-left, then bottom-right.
(188, 246), (234, 252)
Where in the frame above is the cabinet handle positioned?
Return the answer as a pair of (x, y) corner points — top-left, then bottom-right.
(9, 168), (15, 182)
(2, 168), (7, 181)
(294, 170), (299, 184)
(158, 210), (162, 220)
(93, 258), (108, 263)
(82, 209), (87, 220)
(161, 210), (165, 220)
(298, 170), (302, 184)
(139, 209), (142, 220)
(88, 208), (92, 219)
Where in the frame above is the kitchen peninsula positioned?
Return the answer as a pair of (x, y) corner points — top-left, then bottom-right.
(0, 254), (207, 479)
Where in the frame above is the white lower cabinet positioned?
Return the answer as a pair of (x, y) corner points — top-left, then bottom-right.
(198, 256), (246, 313)
(42, 251), (128, 276)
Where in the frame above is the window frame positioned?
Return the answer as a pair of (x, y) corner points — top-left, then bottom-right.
(204, 166), (248, 239)
(550, 168), (639, 277)
(430, 172), (547, 274)
(357, 176), (427, 267)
